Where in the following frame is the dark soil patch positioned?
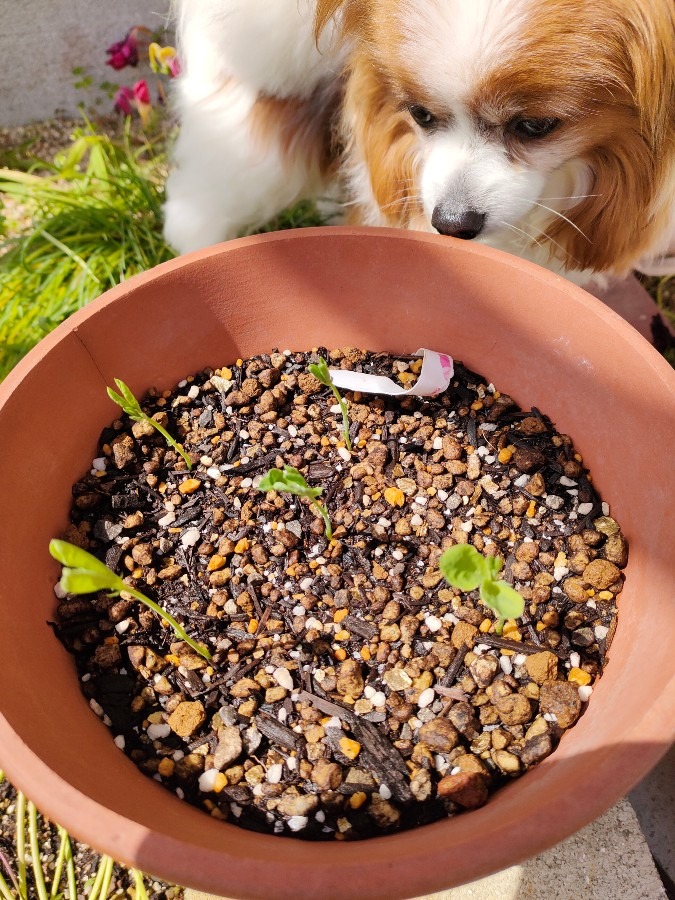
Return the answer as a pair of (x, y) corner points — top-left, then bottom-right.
(54, 349), (626, 841)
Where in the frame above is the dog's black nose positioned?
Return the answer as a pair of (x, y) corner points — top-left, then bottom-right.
(431, 207), (486, 240)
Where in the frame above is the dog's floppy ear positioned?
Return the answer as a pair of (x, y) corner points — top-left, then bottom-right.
(547, 2), (675, 275)
(314, 0), (365, 40)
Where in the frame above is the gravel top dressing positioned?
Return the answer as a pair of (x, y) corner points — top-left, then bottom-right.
(54, 348), (626, 841)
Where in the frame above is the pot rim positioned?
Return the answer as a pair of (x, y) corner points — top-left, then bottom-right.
(1, 227), (673, 899)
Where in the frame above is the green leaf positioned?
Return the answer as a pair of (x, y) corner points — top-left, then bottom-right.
(480, 579), (525, 620)
(484, 554), (503, 580)
(308, 357), (332, 388)
(257, 465), (322, 499)
(59, 568), (121, 595)
(49, 539), (113, 578)
(438, 544), (487, 591)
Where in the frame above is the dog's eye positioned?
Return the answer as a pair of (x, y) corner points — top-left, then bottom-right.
(408, 104), (437, 129)
(510, 117), (560, 139)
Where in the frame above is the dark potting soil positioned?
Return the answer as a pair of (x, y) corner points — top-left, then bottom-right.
(54, 349), (626, 840)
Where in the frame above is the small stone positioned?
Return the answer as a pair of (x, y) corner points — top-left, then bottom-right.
(336, 659), (364, 698)
(167, 701), (206, 738)
(418, 717), (460, 752)
(451, 621), (478, 649)
(179, 478), (202, 495)
(437, 771), (488, 808)
(383, 669), (413, 691)
(524, 651), (558, 684)
(214, 726), (243, 769)
(492, 749), (521, 774)
(339, 737), (361, 759)
(273, 667), (294, 691)
(582, 559), (621, 590)
(603, 533), (628, 567)
(368, 795), (400, 827)
(384, 487), (405, 507)
(311, 759), (342, 791)
(276, 792), (319, 818)
(494, 693), (532, 725)
(539, 680), (582, 728)
(469, 655), (499, 688)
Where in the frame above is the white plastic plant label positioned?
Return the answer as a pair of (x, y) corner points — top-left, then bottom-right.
(329, 348), (454, 398)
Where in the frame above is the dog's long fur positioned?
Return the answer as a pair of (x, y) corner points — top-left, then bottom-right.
(164, 0), (675, 284)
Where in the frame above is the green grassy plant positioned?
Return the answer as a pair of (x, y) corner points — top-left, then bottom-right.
(0, 770), (152, 899)
(0, 121), (172, 379)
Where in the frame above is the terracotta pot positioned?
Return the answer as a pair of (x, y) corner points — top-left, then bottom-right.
(0, 228), (673, 899)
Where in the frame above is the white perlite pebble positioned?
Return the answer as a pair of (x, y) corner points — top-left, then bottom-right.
(206, 466), (221, 479)
(113, 735), (126, 750)
(425, 615), (442, 633)
(602, 502), (610, 516)
(371, 691), (386, 708)
(266, 764), (283, 784)
(147, 723), (171, 740)
(514, 654), (527, 667)
(198, 769), (221, 793)
(499, 656), (513, 675)
(514, 474), (529, 487)
(414, 495), (428, 507)
(433, 437), (443, 450)
(54, 582), (67, 599)
(287, 816), (309, 832)
(577, 502), (594, 515)
(158, 511), (176, 527)
(379, 784), (392, 800)
(337, 447), (351, 462)
(286, 757), (297, 771)
(418, 688), (435, 708)
(181, 527), (201, 548)
(595, 625), (610, 640)
(570, 652), (581, 668)
(554, 566), (570, 581)
(364, 685), (376, 699)
(559, 476), (577, 487)
(273, 667), (294, 691)
(437, 489), (448, 501)
(187, 385), (200, 399)
(115, 619), (131, 634)
(92, 457), (107, 471)
(545, 495), (564, 510)
(89, 699), (104, 717)
(578, 685), (593, 702)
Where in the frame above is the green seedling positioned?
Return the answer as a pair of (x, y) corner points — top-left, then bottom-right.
(257, 465), (333, 541)
(107, 378), (192, 469)
(308, 356), (352, 451)
(49, 539), (211, 659)
(439, 544), (524, 634)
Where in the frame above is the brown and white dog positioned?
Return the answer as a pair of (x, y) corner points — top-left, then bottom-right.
(163, 0), (675, 284)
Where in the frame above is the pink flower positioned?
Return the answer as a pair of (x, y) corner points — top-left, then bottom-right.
(167, 55), (181, 78)
(133, 79), (150, 105)
(113, 86), (134, 116)
(114, 80), (152, 123)
(106, 30), (139, 70)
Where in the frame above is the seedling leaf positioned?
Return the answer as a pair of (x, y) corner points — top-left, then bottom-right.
(438, 544), (486, 591)
(49, 539), (210, 659)
(257, 464), (332, 540)
(480, 579), (525, 620)
(107, 378), (192, 469)
(308, 356), (352, 451)
(258, 465), (322, 499)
